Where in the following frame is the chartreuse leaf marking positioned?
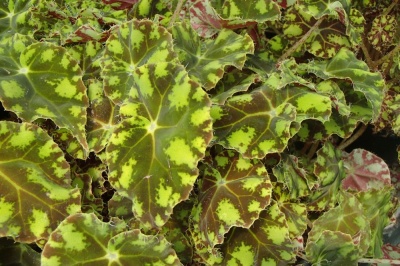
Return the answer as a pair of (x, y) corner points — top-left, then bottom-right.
(172, 22), (254, 90)
(107, 62), (212, 229)
(308, 141), (345, 210)
(0, 122), (81, 243)
(219, 0), (281, 23)
(0, 0), (36, 37)
(220, 202), (295, 265)
(283, 6), (350, 58)
(190, 150), (272, 252)
(305, 230), (359, 265)
(307, 192), (371, 258)
(355, 188), (393, 258)
(303, 48), (385, 120)
(298, 0), (351, 20)
(41, 213), (180, 265)
(213, 83), (330, 158)
(86, 79), (119, 153)
(101, 19), (176, 104)
(0, 40), (89, 154)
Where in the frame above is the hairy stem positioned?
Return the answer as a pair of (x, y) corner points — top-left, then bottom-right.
(278, 16), (325, 62)
(358, 258), (400, 264)
(337, 123), (368, 150)
(382, 0), (399, 16)
(168, 0), (186, 28)
(360, 37), (374, 69)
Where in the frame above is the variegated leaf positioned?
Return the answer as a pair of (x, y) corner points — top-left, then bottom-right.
(106, 62), (212, 229)
(0, 121), (81, 243)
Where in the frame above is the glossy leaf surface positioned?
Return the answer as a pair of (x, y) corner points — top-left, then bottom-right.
(106, 62), (212, 229)
(101, 19), (176, 104)
(0, 37), (89, 153)
(41, 213), (180, 265)
(191, 149), (272, 249)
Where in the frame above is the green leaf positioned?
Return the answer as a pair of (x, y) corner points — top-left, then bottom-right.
(307, 192), (371, 256)
(219, 0), (281, 23)
(101, 19), (177, 104)
(0, 237), (40, 265)
(86, 79), (119, 154)
(283, 6), (350, 58)
(0, 0), (36, 37)
(172, 22), (254, 90)
(302, 48), (385, 121)
(273, 154), (313, 199)
(0, 121), (81, 242)
(305, 230), (359, 266)
(190, 149), (272, 250)
(41, 213), (180, 265)
(308, 141), (345, 210)
(367, 15), (397, 52)
(0, 37), (89, 154)
(106, 62), (212, 229)
(298, 0), (351, 20)
(356, 188), (393, 258)
(212, 70), (259, 105)
(220, 202), (295, 265)
(212, 83), (331, 158)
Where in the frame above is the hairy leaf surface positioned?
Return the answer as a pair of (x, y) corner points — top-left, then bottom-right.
(0, 122), (81, 242)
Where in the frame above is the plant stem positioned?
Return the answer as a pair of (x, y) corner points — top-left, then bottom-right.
(337, 123), (367, 150)
(307, 141), (319, 159)
(382, 0), (399, 16)
(371, 42), (400, 68)
(358, 258), (400, 264)
(360, 38), (374, 69)
(168, 0), (185, 28)
(277, 16), (325, 62)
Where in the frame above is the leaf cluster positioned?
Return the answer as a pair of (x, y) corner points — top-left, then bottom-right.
(0, 0), (400, 265)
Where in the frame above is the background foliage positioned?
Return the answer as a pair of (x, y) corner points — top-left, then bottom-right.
(0, 0), (400, 265)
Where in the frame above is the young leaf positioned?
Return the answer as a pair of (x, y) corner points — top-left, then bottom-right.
(342, 149), (391, 191)
(273, 154), (313, 199)
(189, 0), (225, 37)
(0, 121), (81, 243)
(101, 19), (177, 104)
(172, 22), (254, 90)
(106, 62), (212, 229)
(190, 149), (272, 249)
(305, 230), (359, 265)
(41, 213), (180, 265)
(0, 40), (89, 154)
(308, 141), (345, 210)
(307, 192), (371, 256)
(356, 188), (394, 258)
(220, 202), (295, 265)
